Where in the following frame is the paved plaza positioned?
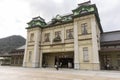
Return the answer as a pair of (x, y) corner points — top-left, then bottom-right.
(0, 66), (120, 80)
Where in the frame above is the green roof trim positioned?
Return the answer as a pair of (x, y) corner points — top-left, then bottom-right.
(26, 3), (103, 33)
(72, 4), (96, 16)
(72, 4), (103, 33)
(27, 16), (46, 29)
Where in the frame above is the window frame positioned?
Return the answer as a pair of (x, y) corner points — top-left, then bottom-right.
(28, 51), (32, 62)
(30, 33), (34, 41)
(66, 28), (74, 39)
(83, 47), (89, 62)
(53, 31), (62, 42)
(81, 23), (88, 35)
(55, 31), (61, 38)
(44, 33), (50, 42)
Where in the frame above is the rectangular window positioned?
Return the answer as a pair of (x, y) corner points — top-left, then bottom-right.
(28, 51), (32, 62)
(83, 47), (89, 62)
(44, 33), (50, 42)
(55, 31), (61, 38)
(30, 33), (34, 41)
(81, 23), (88, 35)
(66, 29), (73, 39)
(53, 31), (61, 42)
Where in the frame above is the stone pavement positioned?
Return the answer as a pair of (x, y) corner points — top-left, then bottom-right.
(0, 66), (120, 80)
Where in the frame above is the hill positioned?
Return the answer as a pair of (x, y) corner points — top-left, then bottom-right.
(0, 35), (26, 54)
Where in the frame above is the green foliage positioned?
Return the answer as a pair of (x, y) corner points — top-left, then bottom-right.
(0, 35), (26, 54)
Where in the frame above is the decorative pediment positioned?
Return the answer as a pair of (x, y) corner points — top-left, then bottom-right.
(72, 5), (95, 16)
(50, 14), (73, 25)
(56, 15), (62, 20)
(27, 16), (46, 28)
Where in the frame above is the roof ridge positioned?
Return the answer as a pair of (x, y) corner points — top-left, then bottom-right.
(103, 30), (120, 34)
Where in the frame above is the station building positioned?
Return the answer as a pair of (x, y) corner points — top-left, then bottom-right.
(23, 1), (120, 70)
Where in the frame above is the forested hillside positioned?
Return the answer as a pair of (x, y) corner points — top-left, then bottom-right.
(0, 35), (26, 54)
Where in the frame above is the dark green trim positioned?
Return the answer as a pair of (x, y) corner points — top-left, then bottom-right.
(26, 25), (41, 29)
(26, 4), (103, 33)
(73, 12), (103, 33)
(72, 4), (103, 33)
(43, 20), (73, 28)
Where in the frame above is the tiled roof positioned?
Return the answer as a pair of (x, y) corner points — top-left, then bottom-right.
(101, 31), (120, 42)
(16, 45), (25, 50)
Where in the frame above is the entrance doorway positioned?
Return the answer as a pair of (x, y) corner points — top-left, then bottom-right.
(100, 53), (120, 70)
(55, 57), (74, 68)
(42, 52), (74, 68)
(100, 54), (111, 70)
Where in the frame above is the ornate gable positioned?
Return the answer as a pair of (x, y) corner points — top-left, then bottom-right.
(49, 14), (73, 25)
(27, 16), (46, 28)
(26, 1), (102, 32)
(72, 1), (96, 16)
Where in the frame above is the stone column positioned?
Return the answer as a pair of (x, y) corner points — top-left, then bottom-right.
(32, 28), (41, 68)
(50, 30), (53, 44)
(74, 21), (80, 69)
(23, 32), (28, 67)
(62, 27), (64, 43)
(91, 17), (100, 70)
(39, 51), (43, 68)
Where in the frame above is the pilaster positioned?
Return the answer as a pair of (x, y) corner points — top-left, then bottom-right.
(91, 16), (100, 70)
(23, 33), (28, 67)
(39, 51), (43, 68)
(62, 28), (64, 43)
(32, 28), (41, 68)
(74, 21), (80, 69)
(50, 31), (53, 44)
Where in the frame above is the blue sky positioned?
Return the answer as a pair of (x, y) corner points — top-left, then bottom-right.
(0, 0), (120, 38)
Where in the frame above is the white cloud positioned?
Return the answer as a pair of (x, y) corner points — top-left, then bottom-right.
(0, 0), (31, 38)
(53, 0), (64, 4)
(0, 0), (120, 38)
(92, 0), (120, 32)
